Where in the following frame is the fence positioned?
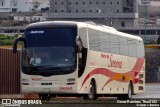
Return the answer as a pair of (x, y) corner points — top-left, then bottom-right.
(145, 47), (160, 83)
(0, 48), (20, 94)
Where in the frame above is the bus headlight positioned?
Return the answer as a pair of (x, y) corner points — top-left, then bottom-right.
(22, 79), (29, 82)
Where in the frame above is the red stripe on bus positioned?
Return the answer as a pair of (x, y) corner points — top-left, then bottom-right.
(80, 58), (144, 90)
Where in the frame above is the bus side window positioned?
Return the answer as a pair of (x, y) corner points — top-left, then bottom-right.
(119, 37), (128, 56)
(137, 41), (144, 58)
(128, 38), (137, 57)
(78, 28), (88, 78)
(110, 35), (120, 54)
(79, 28), (88, 48)
(100, 32), (110, 53)
(88, 29), (100, 51)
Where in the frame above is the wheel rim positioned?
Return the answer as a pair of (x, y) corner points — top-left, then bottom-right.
(88, 82), (94, 99)
(128, 84), (132, 98)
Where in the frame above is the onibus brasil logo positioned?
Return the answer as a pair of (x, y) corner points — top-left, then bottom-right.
(1, 99), (42, 106)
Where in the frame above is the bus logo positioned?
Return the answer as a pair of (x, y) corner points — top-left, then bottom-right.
(101, 53), (123, 69)
(41, 82), (52, 85)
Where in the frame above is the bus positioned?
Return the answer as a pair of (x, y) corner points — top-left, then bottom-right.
(13, 21), (145, 100)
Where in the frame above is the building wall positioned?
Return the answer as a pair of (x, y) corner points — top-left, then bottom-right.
(48, 0), (139, 28)
(0, 0), (12, 12)
(17, 0), (33, 12)
(50, 0), (129, 14)
(0, 0), (17, 12)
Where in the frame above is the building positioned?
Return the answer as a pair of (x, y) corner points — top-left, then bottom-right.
(33, 0), (49, 4)
(47, 0), (138, 28)
(0, 0), (17, 12)
(17, 0), (33, 12)
(14, 15), (46, 22)
(17, 0), (49, 12)
(0, 0), (49, 12)
(32, 0), (49, 12)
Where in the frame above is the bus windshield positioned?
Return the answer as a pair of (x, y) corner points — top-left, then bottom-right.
(22, 27), (77, 76)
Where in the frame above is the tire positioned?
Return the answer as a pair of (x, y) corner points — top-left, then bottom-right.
(117, 83), (133, 100)
(127, 83), (133, 99)
(88, 80), (96, 100)
(39, 94), (51, 101)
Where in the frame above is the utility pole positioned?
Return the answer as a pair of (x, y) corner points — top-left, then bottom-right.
(144, 2), (147, 45)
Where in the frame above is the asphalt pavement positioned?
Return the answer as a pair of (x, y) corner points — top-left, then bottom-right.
(133, 83), (160, 98)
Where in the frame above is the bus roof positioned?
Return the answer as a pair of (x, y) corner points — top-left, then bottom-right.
(26, 21), (143, 42)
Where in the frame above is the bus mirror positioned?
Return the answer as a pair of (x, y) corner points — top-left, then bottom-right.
(76, 36), (83, 51)
(79, 53), (82, 58)
(76, 36), (80, 46)
(13, 36), (26, 53)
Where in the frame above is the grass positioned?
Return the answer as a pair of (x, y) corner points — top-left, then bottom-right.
(0, 45), (22, 49)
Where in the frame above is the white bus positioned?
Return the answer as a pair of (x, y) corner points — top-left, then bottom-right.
(13, 21), (145, 100)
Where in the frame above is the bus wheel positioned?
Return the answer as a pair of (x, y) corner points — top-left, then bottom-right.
(88, 80), (96, 100)
(117, 83), (133, 100)
(127, 83), (133, 99)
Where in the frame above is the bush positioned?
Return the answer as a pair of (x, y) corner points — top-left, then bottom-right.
(0, 34), (16, 46)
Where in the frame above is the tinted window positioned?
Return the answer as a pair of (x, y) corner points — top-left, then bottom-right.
(79, 28), (88, 48)
(110, 35), (119, 54)
(25, 27), (77, 47)
(100, 32), (110, 53)
(88, 29), (100, 51)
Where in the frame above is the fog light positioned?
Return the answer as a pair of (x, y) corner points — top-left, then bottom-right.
(22, 79), (29, 82)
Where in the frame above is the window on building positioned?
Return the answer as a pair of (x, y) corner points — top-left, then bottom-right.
(76, 2), (78, 5)
(103, 2), (105, 4)
(117, 2), (119, 4)
(96, 2), (99, 4)
(83, 2), (85, 4)
(121, 22), (125, 27)
(117, 10), (119, 12)
(89, 10), (92, 13)
(61, 10), (64, 12)
(2, 2), (4, 6)
(127, 30), (139, 35)
(83, 10), (85, 13)
(61, 2), (64, 4)
(141, 30), (156, 35)
(69, 2), (71, 4)
(55, 10), (57, 12)
(69, 10), (71, 13)
(14, 3), (16, 6)
(110, 2), (112, 4)
(76, 10), (78, 13)
(55, 2), (57, 4)
(89, 2), (92, 4)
